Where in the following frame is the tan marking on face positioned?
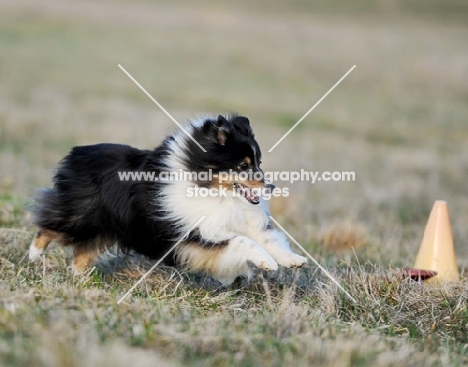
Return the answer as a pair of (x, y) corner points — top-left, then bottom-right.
(210, 174), (237, 189)
(210, 172), (264, 191)
(241, 179), (265, 189)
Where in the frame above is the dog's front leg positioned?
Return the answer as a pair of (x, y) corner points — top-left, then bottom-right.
(250, 228), (307, 269)
(175, 234), (278, 285)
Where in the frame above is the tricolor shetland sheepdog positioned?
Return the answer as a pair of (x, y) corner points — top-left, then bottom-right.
(29, 114), (306, 284)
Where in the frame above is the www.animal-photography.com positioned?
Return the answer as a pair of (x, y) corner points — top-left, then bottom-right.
(1, 1), (467, 366)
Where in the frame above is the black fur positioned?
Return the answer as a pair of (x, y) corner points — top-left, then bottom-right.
(185, 114), (262, 173)
(31, 114), (264, 263)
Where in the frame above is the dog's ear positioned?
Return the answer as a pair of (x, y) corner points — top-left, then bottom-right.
(216, 115), (229, 146)
(232, 116), (252, 136)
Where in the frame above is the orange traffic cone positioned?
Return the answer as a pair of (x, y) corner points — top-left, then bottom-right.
(413, 200), (460, 282)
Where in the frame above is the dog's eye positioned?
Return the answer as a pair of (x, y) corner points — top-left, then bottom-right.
(239, 162), (249, 170)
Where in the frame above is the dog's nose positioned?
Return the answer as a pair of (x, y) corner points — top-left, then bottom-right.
(264, 182), (275, 190)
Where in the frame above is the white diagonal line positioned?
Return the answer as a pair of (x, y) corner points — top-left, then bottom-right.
(268, 65), (356, 153)
(117, 216), (206, 304)
(269, 215), (357, 303)
(118, 64), (207, 153)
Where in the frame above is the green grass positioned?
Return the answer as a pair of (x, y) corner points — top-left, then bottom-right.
(1, 0), (468, 366)
(1, 229), (468, 366)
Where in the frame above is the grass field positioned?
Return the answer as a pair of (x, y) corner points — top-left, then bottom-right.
(1, 0), (468, 366)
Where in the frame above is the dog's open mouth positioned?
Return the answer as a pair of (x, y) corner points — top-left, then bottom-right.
(233, 183), (260, 205)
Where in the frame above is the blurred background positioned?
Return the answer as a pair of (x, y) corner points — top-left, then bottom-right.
(1, 0), (467, 268)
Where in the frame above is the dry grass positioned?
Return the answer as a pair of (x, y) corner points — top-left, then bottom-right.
(1, 0), (468, 366)
(1, 229), (468, 366)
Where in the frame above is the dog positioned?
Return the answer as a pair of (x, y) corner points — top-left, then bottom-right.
(29, 114), (307, 284)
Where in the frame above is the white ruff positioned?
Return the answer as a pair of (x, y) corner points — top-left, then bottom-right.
(161, 179), (269, 242)
(157, 127), (269, 241)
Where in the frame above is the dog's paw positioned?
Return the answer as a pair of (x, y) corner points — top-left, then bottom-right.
(251, 253), (278, 271)
(29, 241), (43, 261)
(276, 252), (307, 268)
(232, 236), (278, 272)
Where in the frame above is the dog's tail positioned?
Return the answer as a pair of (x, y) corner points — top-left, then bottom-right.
(30, 188), (62, 229)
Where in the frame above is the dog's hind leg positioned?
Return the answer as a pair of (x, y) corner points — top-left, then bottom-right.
(29, 229), (64, 261)
(72, 236), (112, 274)
(72, 246), (98, 274)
